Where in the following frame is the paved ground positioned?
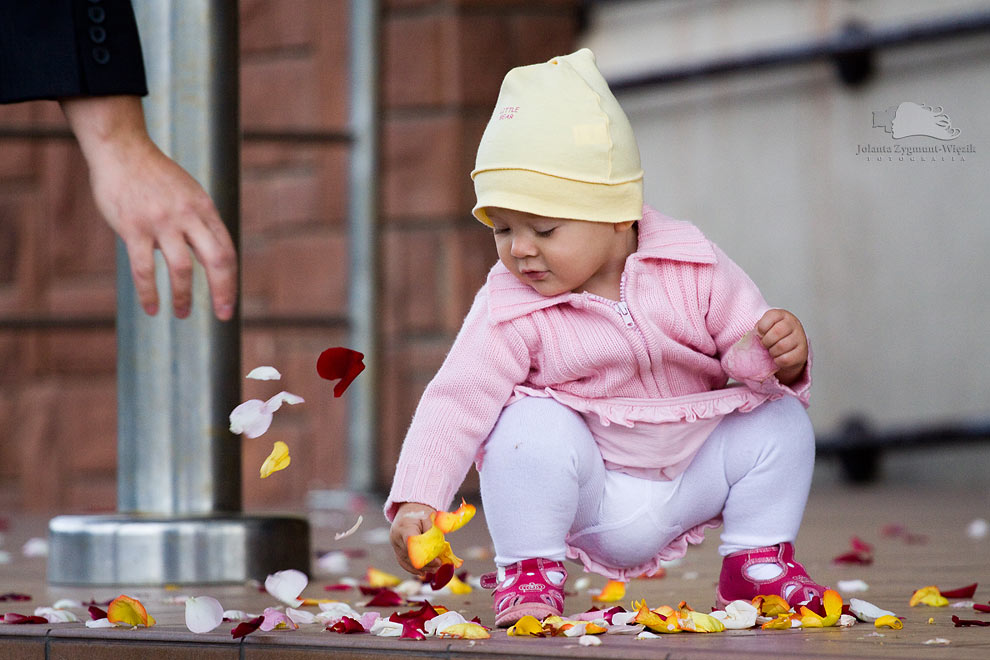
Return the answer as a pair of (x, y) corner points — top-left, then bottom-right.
(2, 476), (990, 659)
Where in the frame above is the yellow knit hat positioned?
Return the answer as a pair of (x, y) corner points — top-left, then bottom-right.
(471, 48), (644, 227)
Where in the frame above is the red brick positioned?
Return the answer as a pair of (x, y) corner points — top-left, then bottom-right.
(383, 115), (465, 219)
(452, 15), (513, 107)
(37, 329), (116, 377)
(240, 0), (314, 54)
(382, 228), (446, 336)
(510, 13), (580, 66)
(311, 0), (350, 129)
(383, 14), (455, 108)
(266, 230), (349, 316)
(241, 57), (322, 130)
(242, 169), (323, 234)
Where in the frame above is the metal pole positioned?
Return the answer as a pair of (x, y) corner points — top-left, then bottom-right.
(346, 0), (379, 494)
(47, 0), (308, 585)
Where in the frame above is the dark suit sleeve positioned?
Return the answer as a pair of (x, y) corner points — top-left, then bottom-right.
(0, 0), (147, 103)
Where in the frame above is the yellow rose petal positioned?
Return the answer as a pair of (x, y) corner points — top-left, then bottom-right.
(507, 615), (546, 636)
(260, 441), (290, 478)
(910, 586), (949, 608)
(107, 594), (155, 627)
(432, 499), (476, 534)
(875, 615), (904, 630)
(440, 622), (491, 639)
(592, 579), (626, 603)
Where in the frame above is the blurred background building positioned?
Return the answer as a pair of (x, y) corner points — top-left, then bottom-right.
(1, 0), (988, 516)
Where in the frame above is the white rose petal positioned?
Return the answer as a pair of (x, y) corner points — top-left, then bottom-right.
(967, 518), (989, 539)
(710, 600), (758, 629)
(334, 516), (364, 541)
(837, 579), (870, 593)
(838, 614), (858, 627)
(52, 599), (82, 610)
(424, 610), (467, 635)
(22, 538), (49, 557)
(563, 622), (588, 637)
(246, 366), (282, 381)
(185, 596), (225, 633)
(0, 551), (11, 565)
(34, 607), (79, 623)
(265, 568), (308, 607)
(85, 618), (116, 628)
(849, 598), (897, 623)
(923, 638), (951, 645)
(229, 399), (272, 438)
(264, 391), (304, 412)
(286, 608), (316, 625)
(579, 635), (603, 646)
(370, 617), (404, 637)
(223, 609), (249, 621)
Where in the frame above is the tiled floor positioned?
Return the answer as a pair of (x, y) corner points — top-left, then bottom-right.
(2, 479), (990, 659)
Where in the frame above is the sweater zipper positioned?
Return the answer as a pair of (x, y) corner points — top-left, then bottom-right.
(614, 301), (635, 328)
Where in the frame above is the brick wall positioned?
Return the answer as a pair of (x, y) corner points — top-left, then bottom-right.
(0, 0), (579, 513)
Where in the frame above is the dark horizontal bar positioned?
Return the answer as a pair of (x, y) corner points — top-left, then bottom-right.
(817, 419), (990, 454)
(0, 315), (349, 331)
(0, 127), (352, 143)
(609, 10), (990, 91)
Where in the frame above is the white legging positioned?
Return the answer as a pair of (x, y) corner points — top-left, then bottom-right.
(479, 395), (815, 572)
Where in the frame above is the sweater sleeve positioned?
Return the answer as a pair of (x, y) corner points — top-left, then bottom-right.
(706, 243), (812, 405)
(384, 285), (531, 520)
(0, 0), (147, 104)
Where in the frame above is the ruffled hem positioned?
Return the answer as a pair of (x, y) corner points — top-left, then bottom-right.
(565, 516), (723, 581)
(512, 384), (778, 428)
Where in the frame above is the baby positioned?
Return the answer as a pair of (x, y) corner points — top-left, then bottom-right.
(386, 48), (826, 627)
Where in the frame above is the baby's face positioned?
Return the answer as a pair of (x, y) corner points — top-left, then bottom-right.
(487, 207), (630, 297)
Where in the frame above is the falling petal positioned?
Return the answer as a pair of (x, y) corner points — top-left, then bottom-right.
(107, 595), (155, 627)
(316, 347), (365, 397)
(265, 568), (308, 606)
(874, 615), (903, 629)
(366, 567), (401, 588)
(260, 441), (291, 478)
(334, 516), (364, 541)
(364, 589), (404, 607)
(432, 500), (476, 534)
(229, 399), (272, 438)
(185, 596), (224, 633)
(263, 391), (305, 413)
(911, 586), (949, 608)
(231, 616), (264, 639)
(426, 563), (455, 591)
(246, 366), (281, 381)
(592, 580), (626, 603)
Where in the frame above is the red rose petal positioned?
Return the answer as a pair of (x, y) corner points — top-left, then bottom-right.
(940, 583), (978, 599)
(316, 347), (365, 397)
(328, 616), (366, 634)
(231, 615), (264, 639)
(952, 615), (990, 627)
(323, 584), (353, 592)
(428, 563), (455, 591)
(364, 589), (404, 607)
(832, 550), (873, 565)
(974, 603), (990, 613)
(2, 613), (48, 624)
(88, 605), (108, 621)
(0, 593), (31, 602)
(851, 536), (873, 553)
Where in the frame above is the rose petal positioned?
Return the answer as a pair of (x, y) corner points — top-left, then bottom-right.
(364, 589), (404, 607)
(265, 569), (308, 606)
(953, 614), (990, 627)
(875, 615), (904, 629)
(837, 579), (870, 594)
(316, 347), (365, 397)
(710, 600), (758, 629)
(34, 607), (79, 623)
(592, 580), (626, 603)
(229, 399), (272, 438)
(365, 567), (401, 588)
(406, 525), (448, 570)
(426, 563), (455, 591)
(507, 615), (546, 637)
(438, 622), (491, 639)
(1, 613), (48, 624)
(911, 586), (949, 608)
(231, 615), (264, 639)
(246, 366), (281, 380)
(260, 441), (291, 478)
(263, 391), (305, 413)
(329, 616), (366, 633)
(334, 516), (364, 541)
(260, 607), (299, 631)
(107, 595), (155, 627)
(424, 610), (467, 635)
(432, 500), (476, 534)
(849, 598), (897, 623)
(940, 583), (978, 599)
(185, 596), (224, 633)
(85, 617), (116, 628)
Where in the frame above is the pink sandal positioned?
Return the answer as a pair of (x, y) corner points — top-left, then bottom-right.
(480, 557), (567, 627)
(716, 542), (827, 609)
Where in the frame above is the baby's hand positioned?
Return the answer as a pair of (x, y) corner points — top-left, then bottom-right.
(755, 309), (808, 386)
(390, 502), (439, 575)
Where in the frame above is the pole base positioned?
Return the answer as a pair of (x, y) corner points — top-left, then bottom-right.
(47, 513), (310, 586)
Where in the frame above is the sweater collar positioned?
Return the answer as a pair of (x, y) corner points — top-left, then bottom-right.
(487, 205), (716, 322)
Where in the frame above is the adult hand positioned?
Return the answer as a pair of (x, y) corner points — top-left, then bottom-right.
(60, 95), (237, 320)
(755, 308), (809, 386)
(389, 501), (439, 576)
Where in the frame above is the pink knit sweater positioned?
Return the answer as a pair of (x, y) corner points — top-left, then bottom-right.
(385, 206), (810, 521)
